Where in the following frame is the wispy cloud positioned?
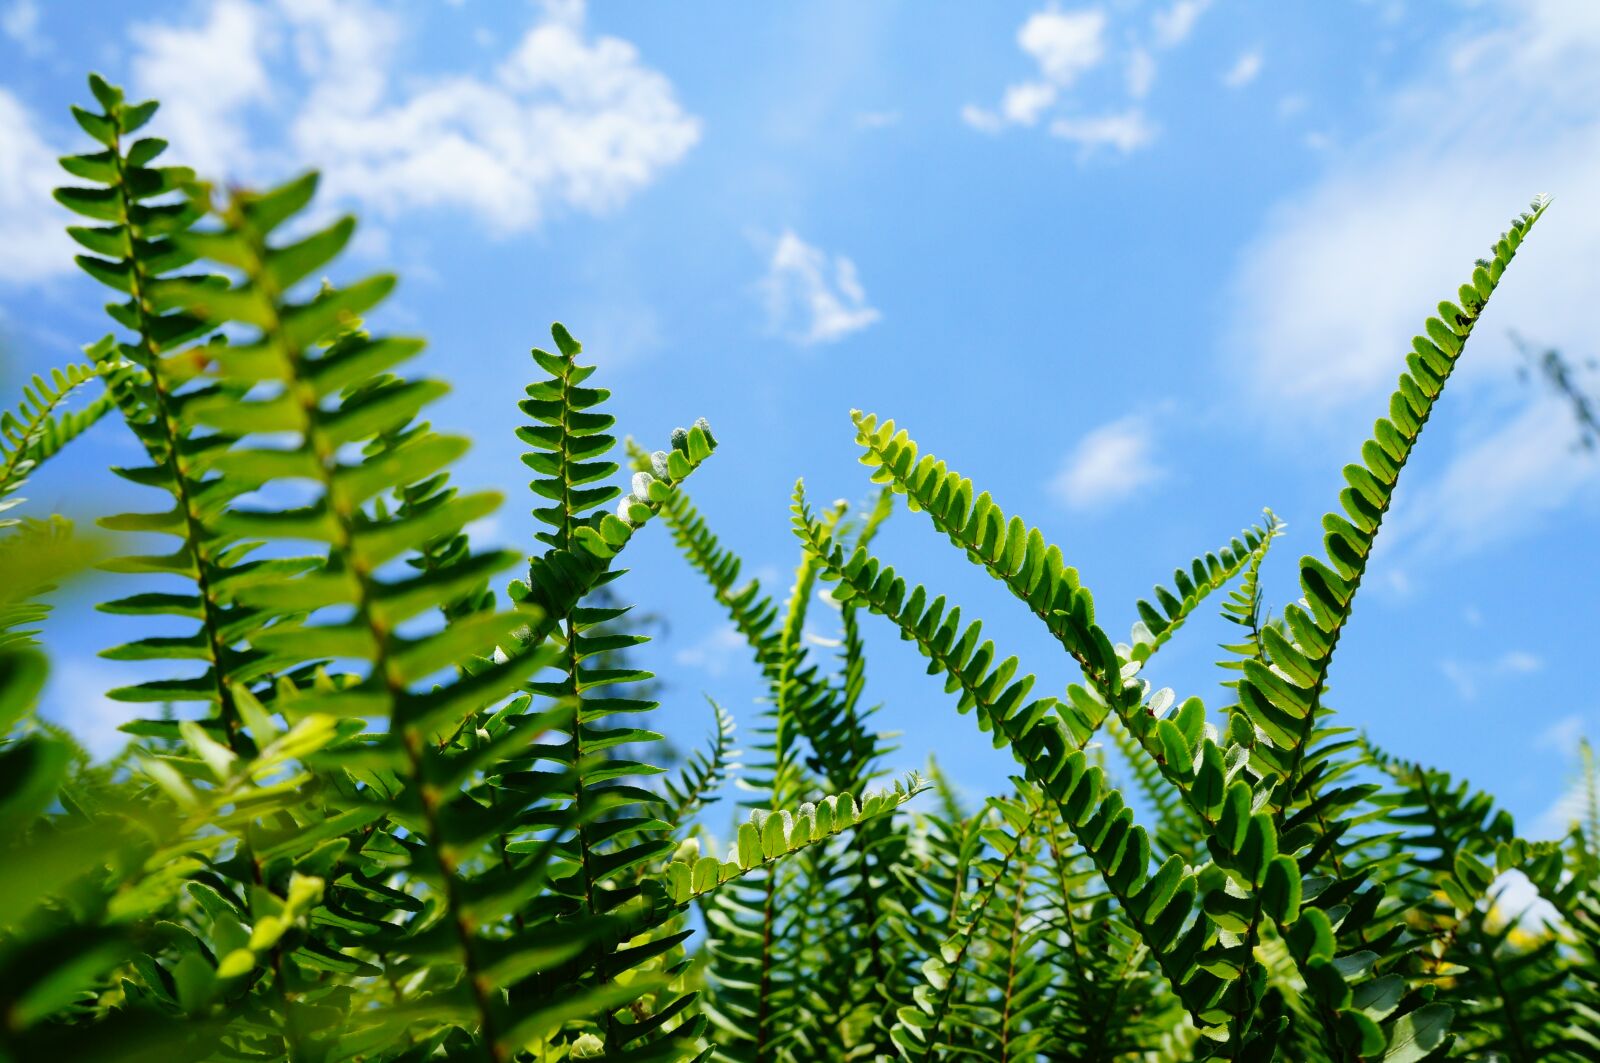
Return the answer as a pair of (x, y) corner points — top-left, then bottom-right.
(1438, 648), (1544, 701)
(1225, 0), (1600, 562)
(1151, 0), (1212, 48)
(1222, 49), (1263, 88)
(1050, 110), (1157, 154)
(1049, 414), (1163, 509)
(2, 0), (44, 53)
(125, 0), (700, 236)
(855, 110), (901, 130)
(1386, 394), (1600, 564)
(674, 625), (746, 677)
(40, 658), (147, 762)
(760, 230), (881, 346)
(0, 90), (73, 283)
(1227, 0), (1600, 410)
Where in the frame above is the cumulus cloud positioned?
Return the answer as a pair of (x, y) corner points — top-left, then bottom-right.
(1050, 414), (1163, 509)
(962, 5), (1111, 135)
(1018, 7), (1106, 84)
(0, 90), (74, 283)
(760, 230), (881, 346)
(1222, 50), (1263, 88)
(126, 0), (699, 235)
(961, 4), (1161, 155)
(129, 0), (276, 179)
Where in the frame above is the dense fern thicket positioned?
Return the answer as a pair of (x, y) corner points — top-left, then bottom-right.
(1, 75), (1596, 1063)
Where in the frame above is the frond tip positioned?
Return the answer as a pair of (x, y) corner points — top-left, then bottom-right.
(662, 774), (924, 903)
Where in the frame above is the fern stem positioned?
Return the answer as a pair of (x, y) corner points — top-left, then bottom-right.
(0, 366), (108, 503)
(231, 213), (501, 1063)
(105, 127), (242, 741)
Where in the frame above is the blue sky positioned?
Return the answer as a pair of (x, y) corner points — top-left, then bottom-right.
(2, 0), (1598, 840)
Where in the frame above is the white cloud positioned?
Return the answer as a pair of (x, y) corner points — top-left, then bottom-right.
(1534, 713), (1587, 754)
(1530, 730), (1596, 840)
(2, 0), (43, 53)
(1387, 394), (1600, 562)
(1225, 1), (1600, 561)
(962, 4), (1157, 153)
(674, 625), (746, 677)
(1228, 0), (1600, 410)
(855, 110), (901, 130)
(1222, 50), (1263, 88)
(1001, 81), (1059, 127)
(1438, 647), (1546, 701)
(1152, 0), (1211, 49)
(129, 0), (277, 180)
(1488, 869), (1559, 929)
(1127, 47), (1157, 99)
(1018, 7), (1106, 84)
(41, 659), (145, 762)
(0, 90), (74, 283)
(127, 0), (699, 235)
(1050, 414), (1163, 509)
(1050, 109), (1157, 154)
(760, 230), (881, 346)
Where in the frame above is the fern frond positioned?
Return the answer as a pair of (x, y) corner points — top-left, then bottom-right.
(1236, 202), (1549, 800)
(1366, 740), (1585, 1062)
(792, 489), (1266, 1033)
(664, 775), (922, 903)
(1125, 512), (1281, 665)
(890, 791), (1046, 1061)
(661, 696), (739, 834)
(0, 359), (120, 528)
(1105, 710), (1207, 863)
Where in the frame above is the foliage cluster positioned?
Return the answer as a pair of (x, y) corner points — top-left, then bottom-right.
(2, 76), (1598, 1063)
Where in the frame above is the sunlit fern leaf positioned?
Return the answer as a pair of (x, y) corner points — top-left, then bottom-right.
(1365, 739), (1585, 1062)
(0, 358), (123, 529)
(891, 790), (1046, 1061)
(1123, 512), (1281, 666)
(53, 75), (293, 752)
(508, 325), (720, 1052)
(792, 487), (1257, 1032)
(662, 775), (923, 904)
(1236, 202), (1550, 800)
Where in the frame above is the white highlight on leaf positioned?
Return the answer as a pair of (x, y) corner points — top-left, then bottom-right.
(760, 230), (881, 346)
